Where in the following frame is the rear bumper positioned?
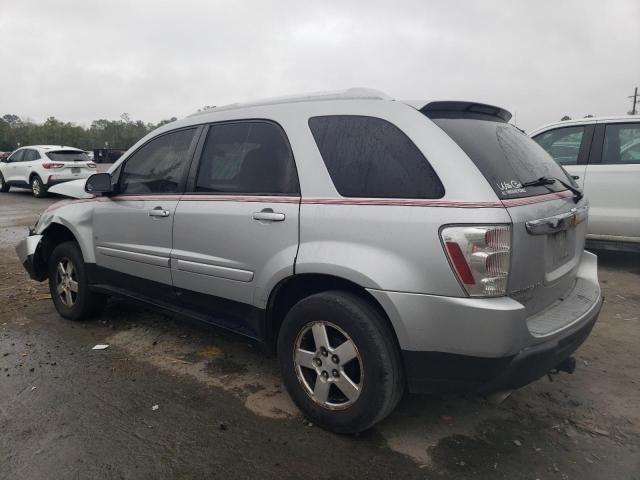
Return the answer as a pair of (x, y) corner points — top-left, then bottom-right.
(44, 173), (92, 186)
(368, 250), (602, 394)
(401, 294), (601, 393)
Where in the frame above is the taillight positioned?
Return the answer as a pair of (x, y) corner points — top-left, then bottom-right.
(42, 162), (64, 169)
(441, 225), (511, 297)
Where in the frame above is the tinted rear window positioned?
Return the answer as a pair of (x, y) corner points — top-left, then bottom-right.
(46, 150), (90, 162)
(309, 115), (444, 199)
(433, 118), (573, 198)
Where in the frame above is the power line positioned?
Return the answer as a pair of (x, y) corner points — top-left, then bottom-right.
(629, 87), (639, 115)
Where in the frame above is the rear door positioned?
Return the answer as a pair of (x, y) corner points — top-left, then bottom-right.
(432, 115), (586, 317)
(582, 121), (640, 241)
(16, 148), (38, 182)
(92, 127), (200, 301)
(171, 121), (300, 339)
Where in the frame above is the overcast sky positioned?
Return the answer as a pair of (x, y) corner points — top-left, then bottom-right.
(1, 0), (638, 130)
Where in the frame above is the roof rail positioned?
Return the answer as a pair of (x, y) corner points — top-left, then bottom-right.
(189, 88), (391, 116)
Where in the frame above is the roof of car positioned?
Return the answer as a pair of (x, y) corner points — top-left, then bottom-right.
(17, 145), (84, 151)
(529, 115), (640, 136)
(188, 88), (393, 116)
(187, 88), (512, 123)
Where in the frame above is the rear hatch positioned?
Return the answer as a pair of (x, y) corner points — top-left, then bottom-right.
(46, 150), (95, 174)
(422, 102), (587, 318)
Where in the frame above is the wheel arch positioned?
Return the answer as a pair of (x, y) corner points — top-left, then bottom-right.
(265, 273), (402, 354)
(37, 221), (93, 278)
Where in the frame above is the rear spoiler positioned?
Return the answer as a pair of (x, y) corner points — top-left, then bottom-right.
(419, 101), (512, 123)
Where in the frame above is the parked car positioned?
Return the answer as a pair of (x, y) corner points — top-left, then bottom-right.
(530, 115), (640, 251)
(16, 89), (602, 433)
(0, 145), (96, 197)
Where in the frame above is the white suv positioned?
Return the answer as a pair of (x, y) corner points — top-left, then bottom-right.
(530, 116), (640, 251)
(0, 145), (96, 197)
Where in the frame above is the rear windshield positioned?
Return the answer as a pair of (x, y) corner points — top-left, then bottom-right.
(432, 118), (573, 199)
(46, 150), (89, 162)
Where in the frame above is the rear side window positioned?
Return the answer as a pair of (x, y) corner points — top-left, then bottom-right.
(22, 149), (38, 162)
(602, 123), (640, 164)
(46, 150), (89, 162)
(194, 122), (298, 195)
(120, 128), (196, 194)
(433, 118), (573, 198)
(533, 126), (585, 165)
(308, 116), (444, 199)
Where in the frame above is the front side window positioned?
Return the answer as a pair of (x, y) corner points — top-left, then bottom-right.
(120, 128), (196, 194)
(194, 122), (298, 195)
(7, 150), (24, 163)
(603, 123), (640, 164)
(308, 115), (444, 198)
(533, 126), (585, 165)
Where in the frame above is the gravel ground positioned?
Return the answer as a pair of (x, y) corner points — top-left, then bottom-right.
(1, 190), (639, 479)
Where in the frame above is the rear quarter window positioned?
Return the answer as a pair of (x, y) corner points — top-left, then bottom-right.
(308, 115), (444, 199)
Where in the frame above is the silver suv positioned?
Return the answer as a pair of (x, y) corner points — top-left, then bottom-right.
(16, 89), (603, 433)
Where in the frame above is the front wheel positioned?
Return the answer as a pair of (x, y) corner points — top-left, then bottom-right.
(31, 174), (47, 198)
(48, 241), (104, 320)
(277, 291), (405, 434)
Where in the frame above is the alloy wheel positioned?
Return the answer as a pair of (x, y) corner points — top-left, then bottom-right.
(32, 178), (41, 196)
(293, 321), (363, 410)
(55, 257), (78, 307)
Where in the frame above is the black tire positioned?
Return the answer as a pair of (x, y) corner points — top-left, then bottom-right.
(0, 172), (9, 192)
(31, 174), (47, 198)
(48, 241), (104, 321)
(277, 291), (405, 434)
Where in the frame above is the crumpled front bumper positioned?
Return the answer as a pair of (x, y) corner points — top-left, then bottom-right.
(15, 234), (47, 281)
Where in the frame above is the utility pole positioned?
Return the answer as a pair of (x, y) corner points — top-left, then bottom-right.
(630, 87), (639, 115)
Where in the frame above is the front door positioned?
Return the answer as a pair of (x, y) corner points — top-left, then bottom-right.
(171, 121), (300, 339)
(92, 127), (200, 301)
(4, 149), (24, 183)
(532, 124), (593, 188)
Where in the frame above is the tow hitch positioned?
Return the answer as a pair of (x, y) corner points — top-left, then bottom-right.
(547, 356), (576, 381)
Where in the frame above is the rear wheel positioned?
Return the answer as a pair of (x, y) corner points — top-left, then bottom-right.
(31, 174), (47, 198)
(0, 173), (9, 192)
(48, 241), (104, 320)
(277, 291), (404, 434)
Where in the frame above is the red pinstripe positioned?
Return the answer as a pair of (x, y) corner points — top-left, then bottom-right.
(44, 190), (574, 212)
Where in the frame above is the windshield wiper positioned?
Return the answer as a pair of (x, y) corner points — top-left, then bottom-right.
(521, 176), (584, 203)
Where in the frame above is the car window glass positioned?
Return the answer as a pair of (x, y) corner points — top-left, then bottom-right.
(7, 150), (23, 162)
(194, 122), (299, 195)
(22, 149), (36, 162)
(603, 123), (640, 164)
(120, 128), (196, 194)
(308, 115), (444, 198)
(533, 126), (585, 165)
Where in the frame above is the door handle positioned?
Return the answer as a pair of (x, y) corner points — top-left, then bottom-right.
(148, 207), (171, 218)
(253, 208), (285, 222)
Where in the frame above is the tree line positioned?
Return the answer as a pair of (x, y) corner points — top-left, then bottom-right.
(0, 113), (178, 152)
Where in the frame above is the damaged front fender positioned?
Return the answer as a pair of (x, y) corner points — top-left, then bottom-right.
(15, 234), (48, 281)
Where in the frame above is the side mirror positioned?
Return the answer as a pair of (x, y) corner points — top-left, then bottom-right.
(85, 173), (114, 195)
